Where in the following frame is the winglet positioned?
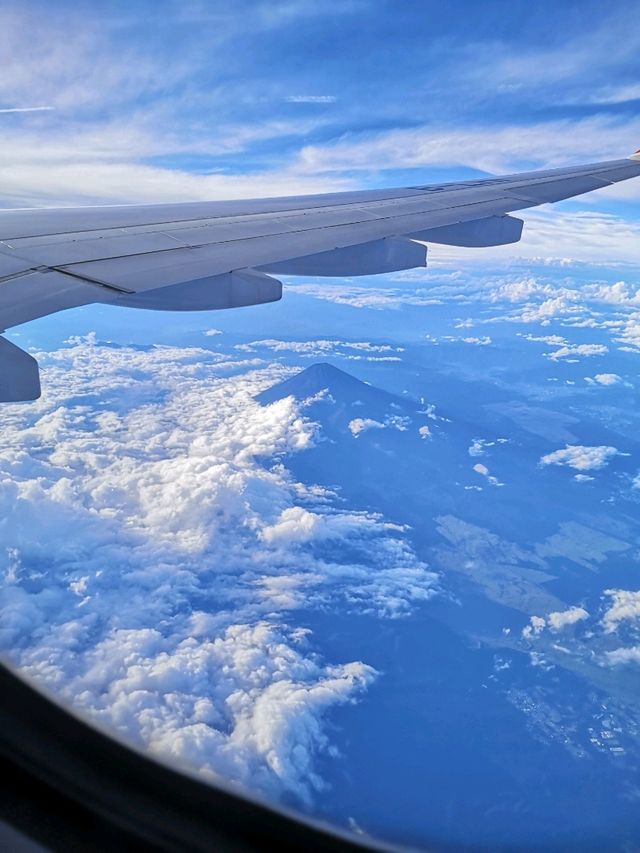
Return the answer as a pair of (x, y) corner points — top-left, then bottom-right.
(630, 148), (640, 161)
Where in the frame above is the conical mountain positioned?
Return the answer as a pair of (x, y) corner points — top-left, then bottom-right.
(256, 362), (405, 409)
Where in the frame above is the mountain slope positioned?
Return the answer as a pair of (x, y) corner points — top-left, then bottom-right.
(256, 362), (404, 409)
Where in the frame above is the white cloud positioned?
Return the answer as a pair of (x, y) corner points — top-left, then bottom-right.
(0, 6), (361, 207)
(0, 149), (352, 207)
(444, 279), (586, 323)
(523, 333), (568, 345)
(0, 335), (438, 804)
(587, 83), (640, 105)
(601, 589), (640, 634)
(285, 95), (336, 104)
(285, 284), (444, 311)
(472, 463), (503, 487)
(489, 278), (559, 303)
(540, 445), (622, 472)
(591, 282), (640, 307)
(465, 336), (490, 345)
(468, 438), (495, 457)
(66, 620), (375, 804)
(418, 425), (431, 440)
(615, 313), (640, 351)
(348, 417), (385, 437)
(522, 606), (588, 637)
(605, 646), (640, 666)
(585, 373), (622, 386)
(546, 343), (608, 361)
(261, 507), (326, 544)
(236, 339), (403, 357)
(522, 615), (546, 639)
(547, 606), (589, 631)
(260, 506), (400, 547)
(203, 329), (222, 337)
(427, 334), (492, 346)
(295, 115), (640, 179)
(0, 105), (54, 113)
(516, 297), (579, 325)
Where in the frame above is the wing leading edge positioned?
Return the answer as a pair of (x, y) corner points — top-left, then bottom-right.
(1, 154), (639, 400)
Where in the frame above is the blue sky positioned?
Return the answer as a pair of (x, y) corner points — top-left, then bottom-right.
(1, 0), (640, 213)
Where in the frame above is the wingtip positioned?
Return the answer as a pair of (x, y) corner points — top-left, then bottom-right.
(630, 148), (640, 161)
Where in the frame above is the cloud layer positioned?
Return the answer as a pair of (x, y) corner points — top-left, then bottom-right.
(0, 335), (438, 805)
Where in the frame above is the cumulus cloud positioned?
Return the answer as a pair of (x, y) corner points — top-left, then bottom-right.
(0, 336), (438, 805)
(488, 278), (562, 304)
(520, 297), (580, 325)
(540, 445), (622, 471)
(442, 276), (640, 336)
(605, 646), (640, 666)
(522, 615), (546, 639)
(236, 339), (403, 362)
(601, 589), (640, 634)
(585, 373), (622, 386)
(462, 336), (492, 345)
(283, 274), (640, 320)
(260, 506), (403, 547)
(284, 284), (444, 311)
(57, 620), (375, 804)
(426, 334), (492, 346)
(523, 334), (568, 345)
(472, 463), (503, 487)
(348, 417), (385, 437)
(615, 314), (640, 351)
(546, 343), (608, 361)
(547, 606), (589, 631)
(522, 606), (588, 638)
(468, 438), (498, 457)
(591, 281), (640, 306)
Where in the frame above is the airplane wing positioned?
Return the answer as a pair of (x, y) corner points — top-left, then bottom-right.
(1, 152), (640, 401)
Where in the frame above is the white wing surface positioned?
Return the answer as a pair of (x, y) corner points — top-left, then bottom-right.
(1, 153), (639, 400)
